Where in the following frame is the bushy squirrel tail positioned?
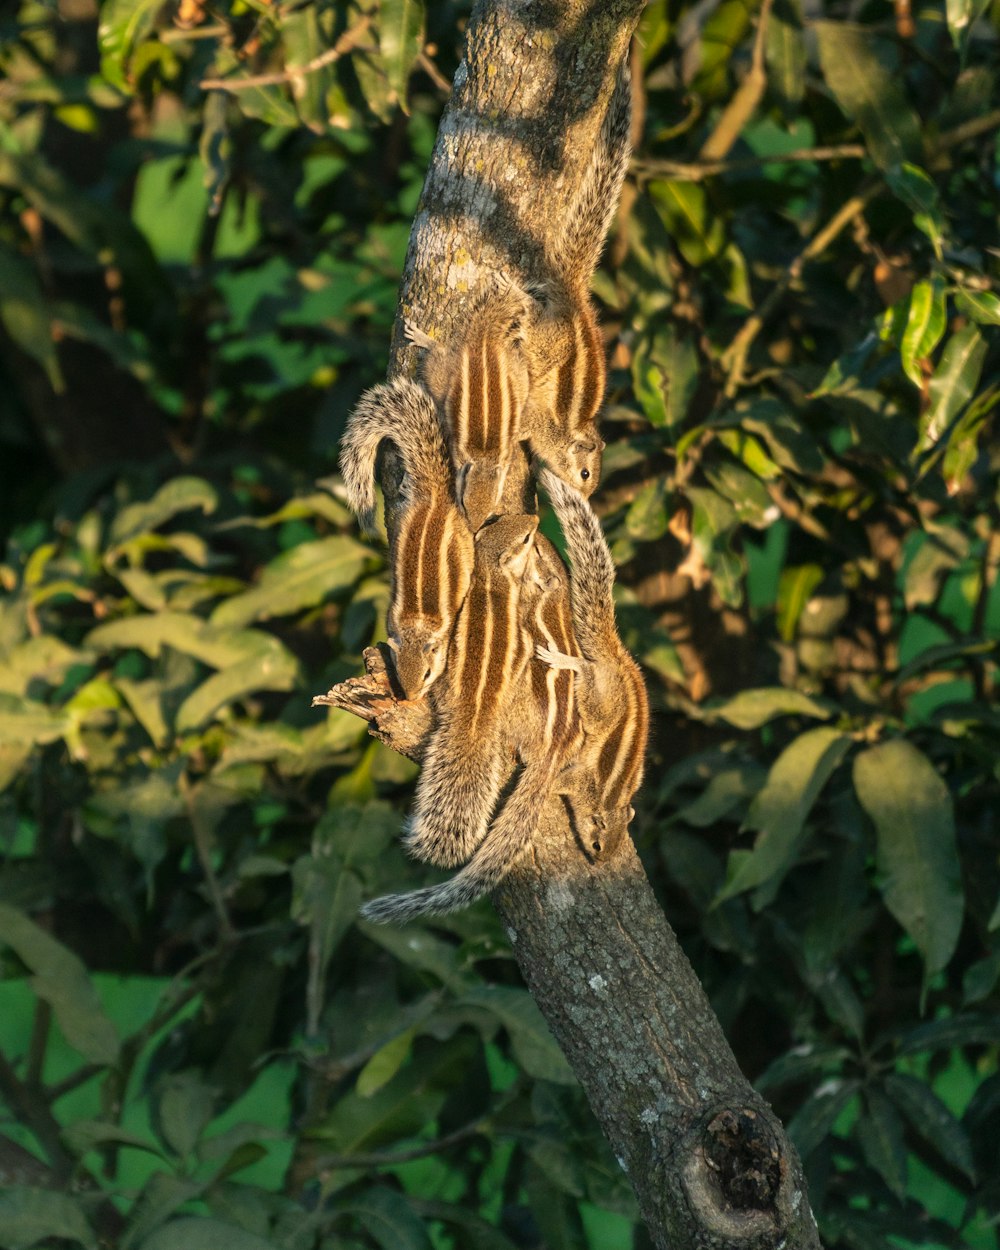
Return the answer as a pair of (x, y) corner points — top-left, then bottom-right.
(362, 756), (558, 923)
(539, 469), (617, 656)
(553, 57), (632, 287)
(340, 378), (451, 532)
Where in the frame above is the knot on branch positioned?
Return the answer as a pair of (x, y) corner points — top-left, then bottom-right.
(678, 1102), (803, 1247)
(702, 1107), (782, 1212)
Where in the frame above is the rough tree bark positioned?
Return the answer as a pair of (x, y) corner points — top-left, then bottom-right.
(319, 3), (822, 1247)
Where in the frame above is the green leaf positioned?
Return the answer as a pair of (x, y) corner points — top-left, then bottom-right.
(0, 637), (83, 697)
(885, 165), (946, 257)
(343, 1186), (432, 1250)
(856, 1088), (907, 1199)
(787, 1078), (860, 1158)
(703, 461), (774, 528)
(0, 243), (62, 391)
(624, 478), (668, 542)
(292, 803), (398, 1035)
(740, 400), (824, 475)
(777, 564), (825, 643)
(920, 325), (987, 451)
(109, 477), (219, 546)
(459, 985), (574, 1085)
(954, 287), (1000, 326)
(648, 181), (726, 266)
(903, 525), (968, 610)
(814, 24), (922, 171)
(97, 0), (164, 91)
(631, 326), (698, 431)
(175, 636), (300, 732)
(0, 903), (119, 1064)
(314, 1037), (473, 1154)
(900, 277), (947, 387)
(156, 1073), (216, 1160)
(853, 739), (963, 979)
(0, 1187), (97, 1250)
(0, 694), (70, 747)
(379, 0), (426, 114)
(945, 0), (992, 51)
(210, 536), (372, 627)
(356, 1027), (418, 1098)
(717, 727), (851, 903)
(883, 1072), (976, 1182)
(673, 763), (765, 828)
(704, 687), (831, 730)
(63, 1120), (165, 1161)
(765, 0), (805, 107)
(898, 1011), (1000, 1054)
(138, 1217), (280, 1250)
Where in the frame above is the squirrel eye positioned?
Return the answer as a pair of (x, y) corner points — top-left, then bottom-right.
(580, 469), (590, 481)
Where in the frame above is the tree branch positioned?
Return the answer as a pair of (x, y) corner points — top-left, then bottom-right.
(199, 16), (373, 92)
(318, 2), (822, 1244)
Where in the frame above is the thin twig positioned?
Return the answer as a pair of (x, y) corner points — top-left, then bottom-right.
(199, 15), (373, 92)
(418, 50), (452, 95)
(633, 144), (867, 183)
(699, 0), (774, 162)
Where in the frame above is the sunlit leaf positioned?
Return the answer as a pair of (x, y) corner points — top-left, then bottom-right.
(648, 181), (726, 265)
(211, 536), (372, 627)
(109, 478), (218, 546)
(954, 287), (1000, 326)
(97, 0), (164, 91)
(920, 325), (987, 451)
(900, 277), (946, 387)
(703, 687), (831, 730)
(765, 0), (805, 108)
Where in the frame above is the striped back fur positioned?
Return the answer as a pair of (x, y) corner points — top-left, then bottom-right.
(388, 496), (474, 700)
(417, 282), (533, 531)
(402, 515), (538, 868)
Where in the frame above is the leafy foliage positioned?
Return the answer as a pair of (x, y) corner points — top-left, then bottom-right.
(0, 0), (998, 1247)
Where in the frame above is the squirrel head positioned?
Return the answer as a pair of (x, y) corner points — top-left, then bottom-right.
(387, 619), (450, 701)
(458, 459), (512, 533)
(474, 513), (539, 579)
